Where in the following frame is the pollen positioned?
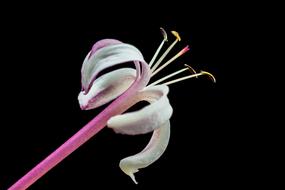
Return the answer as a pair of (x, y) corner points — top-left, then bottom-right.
(171, 31), (181, 41)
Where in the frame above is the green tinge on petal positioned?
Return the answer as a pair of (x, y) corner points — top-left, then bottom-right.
(107, 85), (172, 184)
(119, 121), (170, 184)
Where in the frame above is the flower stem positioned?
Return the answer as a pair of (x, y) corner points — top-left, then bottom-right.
(8, 85), (139, 190)
(9, 59), (149, 190)
(8, 109), (109, 190)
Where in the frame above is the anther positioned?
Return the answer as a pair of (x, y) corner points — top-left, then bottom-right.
(150, 31), (182, 72)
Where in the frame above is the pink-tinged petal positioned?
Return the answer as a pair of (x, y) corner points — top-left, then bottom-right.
(119, 121), (171, 184)
(81, 43), (147, 93)
(107, 85), (172, 183)
(78, 68), (136, 110)
(89, 39), (122, 58)
(107, 85), (173, 135)
(8, 38), (152, 189)
(81, 39), (122, 89)
(93, 59), (150, 119)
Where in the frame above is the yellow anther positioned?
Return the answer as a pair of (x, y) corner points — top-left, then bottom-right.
(200, 70), (216, 83)
(171, 31), (181, 41)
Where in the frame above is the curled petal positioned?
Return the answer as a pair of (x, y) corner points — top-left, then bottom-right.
(89, 39), (122, 58)
(119, 121), (170, 184)
(107, 85), (173, 135)
(81, 42), (146, 93)
(81, 39), (122, 89)
(78, 68), (136, 110)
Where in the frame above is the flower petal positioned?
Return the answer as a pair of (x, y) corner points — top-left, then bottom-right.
(78, 68), (136, 110)
(119, 121), (170, 184)
(81, 42), (146, 93)
(81, 40), (122, 89)
(107, 85), (173, 135)
(89, 39), (122, 58)
(79, 39), (151, 114)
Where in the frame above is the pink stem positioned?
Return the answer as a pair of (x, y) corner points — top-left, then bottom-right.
(9, 59), (150, 190)
(8, 109), (109, 190)
(8, 80), (141, 190)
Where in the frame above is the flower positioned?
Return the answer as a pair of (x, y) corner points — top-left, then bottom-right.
(8, 28), (215, 190)
(78, 28), (215, 184)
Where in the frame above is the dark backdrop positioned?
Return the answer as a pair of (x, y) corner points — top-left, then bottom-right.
(0, 2), (254, 189)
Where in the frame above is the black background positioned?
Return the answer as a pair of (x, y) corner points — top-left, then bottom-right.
(0, 2), (262, 189)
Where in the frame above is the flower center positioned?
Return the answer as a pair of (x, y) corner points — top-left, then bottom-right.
(147, 28), (215, 87)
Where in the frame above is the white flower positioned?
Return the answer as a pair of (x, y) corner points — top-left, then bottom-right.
(79, 28), (215, 184)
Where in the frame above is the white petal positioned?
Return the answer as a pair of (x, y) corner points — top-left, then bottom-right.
(78, 68), (136, 110)
(81, 43), (145, 92)
(81, 39), (122, 82)
(119, 121), (171, 184)
(107, 85), (173, 135)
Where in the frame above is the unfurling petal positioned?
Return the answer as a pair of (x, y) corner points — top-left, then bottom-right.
(81, 41), (146, 93)
(81, 39), (122, 87)
(78, 68), (136, 110)
(89, 39), (122, 58)
(119, 121), (170, 184)
(107, 85), (172, 183)
(107, 85), (173, 135)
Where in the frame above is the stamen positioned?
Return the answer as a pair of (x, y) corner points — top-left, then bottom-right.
(161, 71), (216, 86)
(148, 68), (189, 87)
(150, 31), (181, 72)
(149, 28), (168, 67)
(148, 64), (196, 87)
(171, 31), (181, 41)
(184, 64), (197, 77)
(151, 46), (190, 77)
(199, 70), (216, 83)
(161, 28), (168, 41)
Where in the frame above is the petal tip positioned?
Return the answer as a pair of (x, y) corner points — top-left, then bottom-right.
(129, 173), (138, 184)
(119, 163), (139, 184)
(78, 92), (88, 110)
(89, 39), (122, 59)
